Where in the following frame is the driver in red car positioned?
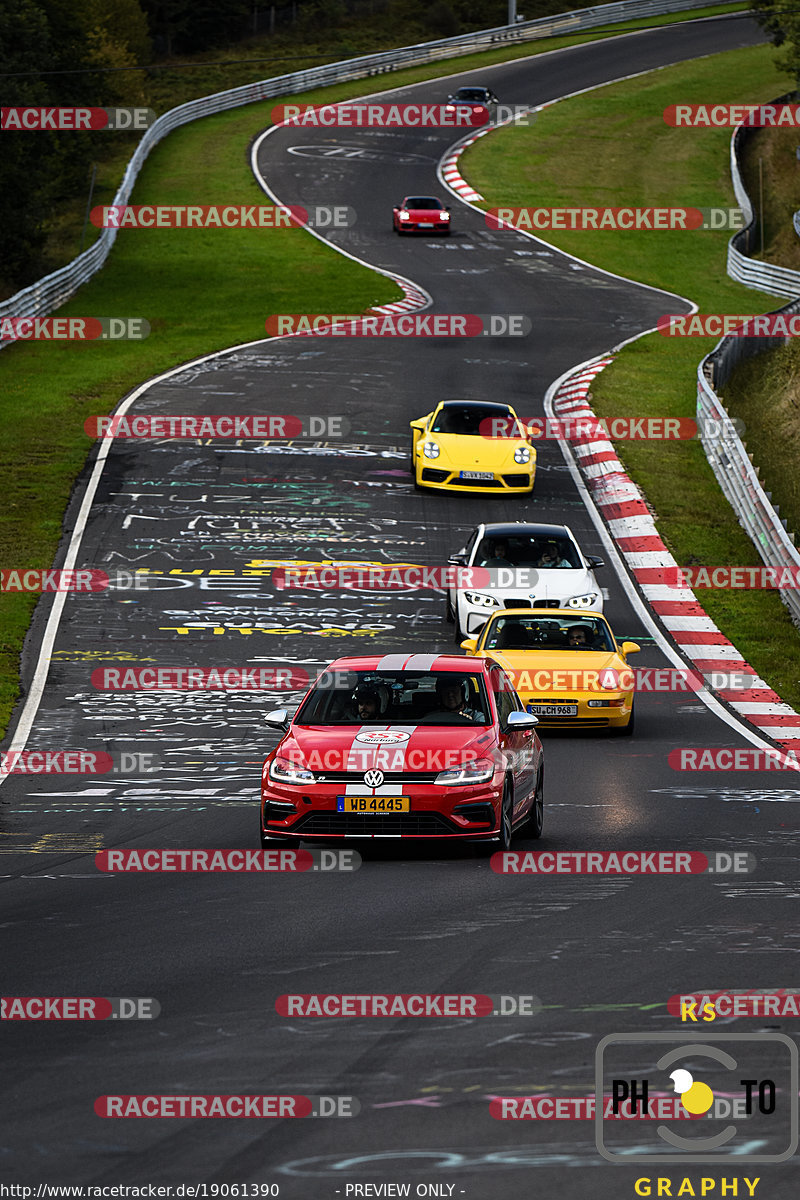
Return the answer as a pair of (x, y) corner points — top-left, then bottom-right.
(427, 676), (482, 722)
(351, 685), (382, 721)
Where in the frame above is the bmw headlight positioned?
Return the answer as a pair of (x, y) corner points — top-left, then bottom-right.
(464, 591), (499, 609)
(423, 441), (440, 459)
(435, 758), (494, 785)
(513, 446), (531, 464)
(567, 593), (599, 609)
(269, 756), (315, 784)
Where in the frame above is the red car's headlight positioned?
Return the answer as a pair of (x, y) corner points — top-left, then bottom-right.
(435, 758), (494, 786)
(268, 756), (315, 784)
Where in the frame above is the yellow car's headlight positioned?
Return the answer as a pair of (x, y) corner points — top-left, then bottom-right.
(423, 441), (440, 459)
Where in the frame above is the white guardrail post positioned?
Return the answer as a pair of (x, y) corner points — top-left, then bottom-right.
(1, 0), (733, 332)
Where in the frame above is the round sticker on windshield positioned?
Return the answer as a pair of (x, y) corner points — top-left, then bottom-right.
(354, 730), (410, 744)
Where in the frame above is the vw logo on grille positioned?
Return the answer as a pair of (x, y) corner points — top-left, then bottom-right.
(364, 769), (384, 788)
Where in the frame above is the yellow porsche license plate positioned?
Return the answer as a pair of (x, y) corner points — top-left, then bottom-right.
(337, 796), (410, 813)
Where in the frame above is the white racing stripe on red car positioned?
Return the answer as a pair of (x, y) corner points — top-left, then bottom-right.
(402, 654), (444, 671)
(343, 726), (420, 785)
(374, 654), (412, 671)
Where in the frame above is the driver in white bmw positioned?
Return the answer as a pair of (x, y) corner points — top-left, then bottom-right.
(479, 539), (514, 568)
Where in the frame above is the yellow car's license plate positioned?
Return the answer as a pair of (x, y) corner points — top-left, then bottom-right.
(528, 704), (578, 716)
(337, 796), (410, 813)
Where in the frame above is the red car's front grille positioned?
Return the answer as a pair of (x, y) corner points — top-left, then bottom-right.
(293, 812), (457, 836)
(313, 771), (439, 784)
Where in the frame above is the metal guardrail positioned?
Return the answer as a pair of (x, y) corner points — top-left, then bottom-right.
(1, 0), (735, 333)
(697, 351), (800, 628)
(727, 99), (800, 298)
(700, 102), (800, 626)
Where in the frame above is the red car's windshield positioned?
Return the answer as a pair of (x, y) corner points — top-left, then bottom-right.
(294, 670), (492, 726)
(403, 198), (443, 210)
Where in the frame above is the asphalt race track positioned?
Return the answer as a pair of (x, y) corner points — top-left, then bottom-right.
(4, 12), (799, 1197)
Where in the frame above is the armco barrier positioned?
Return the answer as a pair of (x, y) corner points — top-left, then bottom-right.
(0, 0), (735, 339)
(727, 94), (800, 299)
(699, 99), (800, 628)
(697, 352), (800, 629)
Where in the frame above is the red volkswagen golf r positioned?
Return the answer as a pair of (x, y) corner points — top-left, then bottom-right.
(260, 653), (543, 851)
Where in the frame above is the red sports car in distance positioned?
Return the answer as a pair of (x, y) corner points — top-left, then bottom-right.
(260, 653), (543, 851)
(393, 196), (451, 235)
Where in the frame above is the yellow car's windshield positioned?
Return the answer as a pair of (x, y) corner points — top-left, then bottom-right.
(431, 403), (519, 437)
(485, 616), (615, 652)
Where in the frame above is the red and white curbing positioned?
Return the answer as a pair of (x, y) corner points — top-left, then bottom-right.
(370, 274), (430, 315)
(552, 359), (800, 752)
(440, 128), (492, 203)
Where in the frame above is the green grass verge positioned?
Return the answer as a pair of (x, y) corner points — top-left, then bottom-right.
(463, 43), (800, 710)
(0, 2), (755, 738)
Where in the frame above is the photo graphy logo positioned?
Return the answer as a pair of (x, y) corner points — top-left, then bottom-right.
(596, 1032), (798, 1163)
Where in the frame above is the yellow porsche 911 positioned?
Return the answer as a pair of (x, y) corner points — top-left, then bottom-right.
(462, 608), (640, 734)
(410, 399), (536, 494)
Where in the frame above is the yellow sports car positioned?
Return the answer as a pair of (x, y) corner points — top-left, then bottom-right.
(410, 399), (536, 494)
(462, 608), (640, 733)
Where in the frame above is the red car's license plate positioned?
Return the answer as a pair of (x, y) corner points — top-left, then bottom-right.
(337, 796), (410, 813)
